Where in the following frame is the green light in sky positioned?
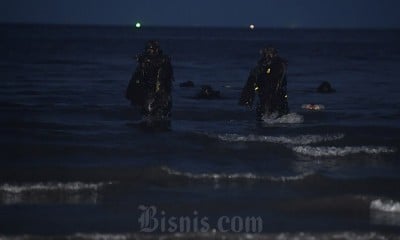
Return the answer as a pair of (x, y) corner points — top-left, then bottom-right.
(135, 22), (141, 28)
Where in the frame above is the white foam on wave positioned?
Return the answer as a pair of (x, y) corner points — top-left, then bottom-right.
(370, 199), (400, 213)
(262, 112), (304, 124)
(161, 166), (313, 183)
(73, 233), (131, 240)
(216, 133), (344, 145)
(67, 232), (400, 240)
(0, 182), (113, 194)
(292, 146), (396, 157)
(0, 232), (392, 240)
(0, 234), (134, 240)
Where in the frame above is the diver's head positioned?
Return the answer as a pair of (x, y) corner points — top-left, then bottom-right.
(260, 47), (278, 61)
(145, 40), (161, 55)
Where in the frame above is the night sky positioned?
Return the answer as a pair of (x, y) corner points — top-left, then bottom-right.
(1, 0), (400, 28)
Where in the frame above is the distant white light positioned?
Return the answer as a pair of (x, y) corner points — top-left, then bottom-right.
(135, 22), (141, 28)
(249, 24), (255, 30)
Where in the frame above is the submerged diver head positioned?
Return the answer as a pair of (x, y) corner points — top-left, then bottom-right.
(260, 47), (278, 62)
(145, 40), (162, 55)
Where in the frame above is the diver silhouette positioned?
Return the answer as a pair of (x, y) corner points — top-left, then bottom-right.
(239, 47), (289, 120)
(126, 40), (173, 123)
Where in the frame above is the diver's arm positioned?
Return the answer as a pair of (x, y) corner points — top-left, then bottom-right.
(126, 66), (143, 100)
(239, 69), (257, 107)
(157, 57), (173, 94)
(275, 61), (289, 114)
(273, 61), (287, 94)
(164, 58), (174, 92)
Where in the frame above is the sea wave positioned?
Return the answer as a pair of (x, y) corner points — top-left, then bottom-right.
(161, 166), (313, 183)
(370, 199), (400, 213)
(262, 113), (304, 124)
(292, 146), (396, 157)
(0, 182), (113, 193)
(215, 133), (344, 145)
(0, 232), (395, 240)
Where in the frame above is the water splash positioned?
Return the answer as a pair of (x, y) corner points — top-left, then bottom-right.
(216, 133), (344, 145)
(292, 146), (396, 157)
(0, 182), (113, 193)
(371, 199), (400, 213)
(262, 113), (304, 124)
(161, 166), (313, 183)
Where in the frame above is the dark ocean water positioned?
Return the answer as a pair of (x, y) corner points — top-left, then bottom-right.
(1, 24), (400, 239)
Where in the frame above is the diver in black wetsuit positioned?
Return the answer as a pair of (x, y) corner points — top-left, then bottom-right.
(126, 40), (173, 121)
(239, 47), (289, 120)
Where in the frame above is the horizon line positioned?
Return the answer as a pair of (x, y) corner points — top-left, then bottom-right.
(1, 21), (400, 31)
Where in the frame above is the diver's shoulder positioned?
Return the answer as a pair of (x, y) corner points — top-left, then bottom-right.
(160, 54), (171, 63)
(268, 57), (287, 69)
(276, 56), (288, 65)
(136, 53), (148, 62)
(136, 53), (170, 64)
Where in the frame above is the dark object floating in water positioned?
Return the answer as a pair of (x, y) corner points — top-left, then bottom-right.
(195, 85), (221, 99)
(317, 81), (335, 93)
(179, 81), (195, 88)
